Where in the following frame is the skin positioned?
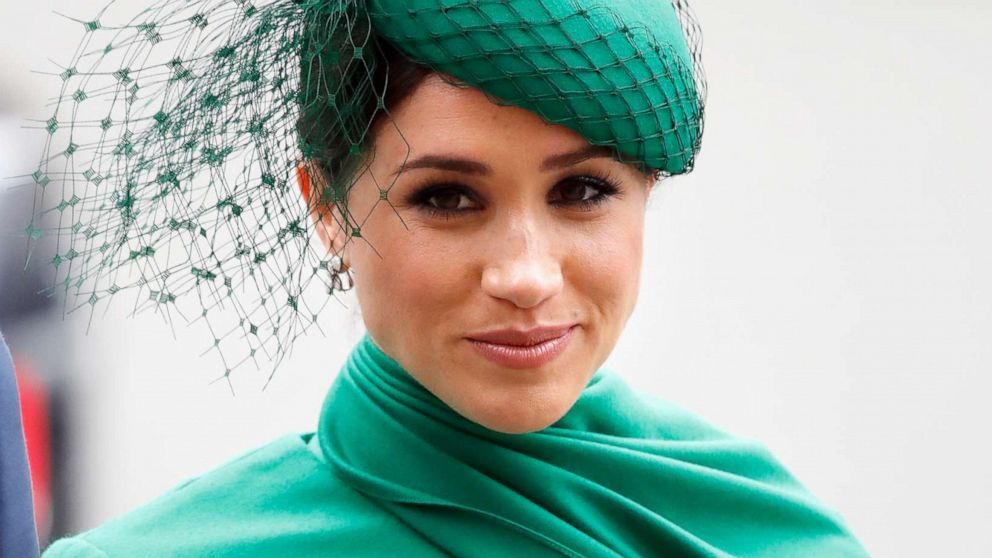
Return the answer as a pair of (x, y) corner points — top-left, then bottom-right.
(308, 74), (654, 434)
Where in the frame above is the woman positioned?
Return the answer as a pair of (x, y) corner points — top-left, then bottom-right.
(36, 0), (870, 556)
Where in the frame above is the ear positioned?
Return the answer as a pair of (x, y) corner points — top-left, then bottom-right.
(642, 169), (659, 197)
(297, 162), (351, 270)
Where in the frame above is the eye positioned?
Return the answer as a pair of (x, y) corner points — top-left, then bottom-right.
(406, 183), (481, 216)
(548, 174), (620, 208)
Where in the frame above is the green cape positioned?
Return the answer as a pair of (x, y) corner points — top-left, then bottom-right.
(45, 336), (870, 557)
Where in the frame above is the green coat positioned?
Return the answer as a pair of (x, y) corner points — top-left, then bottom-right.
(45, 336), (871, 557)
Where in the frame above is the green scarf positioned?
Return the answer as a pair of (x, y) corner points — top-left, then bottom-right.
(318, 335), (872, 557)
(43, 335), (871, 557)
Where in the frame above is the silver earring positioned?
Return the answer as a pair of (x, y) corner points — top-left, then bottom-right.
(329, 255), (355, 292)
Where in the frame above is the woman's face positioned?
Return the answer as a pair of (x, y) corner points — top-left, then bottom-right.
(315, 75), (653, 434)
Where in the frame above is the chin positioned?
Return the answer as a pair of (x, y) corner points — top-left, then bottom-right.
(476, 416), (560, 435)
(438, 342), (594, 434)
(463, 390), (577, 435)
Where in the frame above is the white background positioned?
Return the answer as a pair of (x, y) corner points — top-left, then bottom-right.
(1, 1), (990, 556)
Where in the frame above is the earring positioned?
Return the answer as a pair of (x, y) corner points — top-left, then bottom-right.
(329, 255), (355, 292)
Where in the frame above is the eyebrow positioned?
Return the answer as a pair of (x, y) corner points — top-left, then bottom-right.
(540, 145), (616, 171)
(391, 145), (617, 177)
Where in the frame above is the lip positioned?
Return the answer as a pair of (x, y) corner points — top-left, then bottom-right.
(465, 324), (578, 369)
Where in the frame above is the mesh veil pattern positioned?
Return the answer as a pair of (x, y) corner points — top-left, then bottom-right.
(24, 0), (706, 384)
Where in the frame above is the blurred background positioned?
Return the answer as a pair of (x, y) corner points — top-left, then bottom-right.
(1, 0), (989, 556)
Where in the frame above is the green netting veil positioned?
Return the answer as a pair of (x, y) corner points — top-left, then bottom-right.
(25, 0), (706, 383)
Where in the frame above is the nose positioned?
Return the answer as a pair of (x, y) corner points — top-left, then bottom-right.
(480, 218), (563, 309)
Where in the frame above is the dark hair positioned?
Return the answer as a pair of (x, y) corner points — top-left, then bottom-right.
(296, 21), (433, 214)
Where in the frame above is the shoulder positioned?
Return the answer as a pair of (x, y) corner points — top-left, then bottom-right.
(44, 434), (430, 558)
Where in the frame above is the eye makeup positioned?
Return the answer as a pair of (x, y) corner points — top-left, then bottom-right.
(403, 170), (623, 220)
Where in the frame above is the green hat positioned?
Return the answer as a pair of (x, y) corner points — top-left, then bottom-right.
(368, 0), (703, 174)
(26, 0), (705, 382)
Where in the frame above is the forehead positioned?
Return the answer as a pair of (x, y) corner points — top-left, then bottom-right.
(375, 75), (594, 163)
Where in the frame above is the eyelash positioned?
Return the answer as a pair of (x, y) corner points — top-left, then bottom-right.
(405, 171), (623, 219)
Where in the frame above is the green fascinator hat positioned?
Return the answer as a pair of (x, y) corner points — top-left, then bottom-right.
(367, 0), (704, 173)
(27, 0), (705, 380)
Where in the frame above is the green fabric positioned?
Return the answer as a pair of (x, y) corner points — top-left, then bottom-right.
(368, 0), (702, 174)
(42, 434), (441, 557)
(45, 335), (870, 557)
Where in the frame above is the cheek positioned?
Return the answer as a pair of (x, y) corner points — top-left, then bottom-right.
(568, 210), (646, 327)
(351, 218), (470, 351)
